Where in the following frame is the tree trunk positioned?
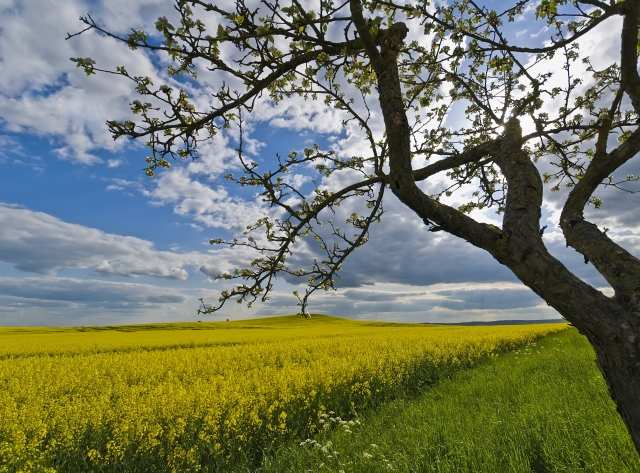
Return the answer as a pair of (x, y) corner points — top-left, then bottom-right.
(499, 248), (640, 455)
(347, 1), (640, 454)
(590, 321), (640, 453)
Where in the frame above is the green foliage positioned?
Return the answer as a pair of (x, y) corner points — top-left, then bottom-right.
(65, 0), (635, 315)
(70, 57), (96, 76)
(536, 0), (558, 19)
(0, 317), (562, 472)
(262, 330), (640, 473)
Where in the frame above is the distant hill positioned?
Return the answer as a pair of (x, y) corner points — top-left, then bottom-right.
(424, 319), (566, 326)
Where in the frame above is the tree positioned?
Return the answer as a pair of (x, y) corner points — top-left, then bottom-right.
(70, 0), (640, 453)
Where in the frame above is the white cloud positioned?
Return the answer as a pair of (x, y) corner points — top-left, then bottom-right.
(0, 0), (166, 164)
(519, 15), (621, 138)
(0, 200), (572, 325)
(264, 281), (559, 323)
(257, 96), (347, 135)
(0, 0), (634, 327)
(148, 168), (268, 230)
(0, 276), (186, 307)
(0, 202), (230, 279)
(0, 276), (200, 325)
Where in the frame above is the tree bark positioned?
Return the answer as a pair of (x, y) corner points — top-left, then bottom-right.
(591, 319), (640, 453)
(348, 0), (640, 455)
(476, 248), (638, 443)
(502, 245), (640, 454)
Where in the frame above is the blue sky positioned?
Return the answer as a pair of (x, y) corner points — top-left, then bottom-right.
(0, 0), (632, 325)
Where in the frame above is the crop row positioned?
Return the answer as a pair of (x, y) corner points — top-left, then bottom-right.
(0, 321), (565, 472)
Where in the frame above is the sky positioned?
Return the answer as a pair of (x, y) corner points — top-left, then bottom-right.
(0, 0), (635, 326)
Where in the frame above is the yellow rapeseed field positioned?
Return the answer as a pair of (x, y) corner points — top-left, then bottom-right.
(0, 315), (565, 473)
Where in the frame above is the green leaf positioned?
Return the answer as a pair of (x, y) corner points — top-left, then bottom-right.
(70, 57), (96, 76)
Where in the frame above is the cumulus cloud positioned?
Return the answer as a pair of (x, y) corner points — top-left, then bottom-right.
(148, 168), (267, 230)
(339, 283), (542, 311)
(0, 0), (635, 327)
(291, 281), (558, 323)
(0, 276), (198, 325)
(0, 276), (185, 307)
(0, 0), (167, 164)
(0, 202), (231, 279)
(515, 15), (640, 260)
(0, 0), (347, 166)
(0, 198), (568, 324)
(283, 189), (516, 289)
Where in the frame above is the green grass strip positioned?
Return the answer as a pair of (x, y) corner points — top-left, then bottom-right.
(259, 330), (640, 473)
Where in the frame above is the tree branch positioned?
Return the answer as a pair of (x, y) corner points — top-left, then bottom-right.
(561, 126), (640, 301)
(621, 0), (640, 113)
(350, 0), (504, 254)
